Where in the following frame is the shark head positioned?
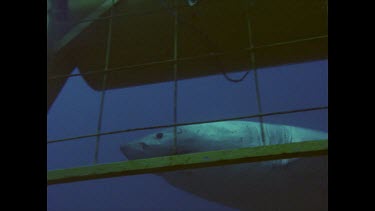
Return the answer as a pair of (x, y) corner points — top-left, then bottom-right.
(120, 128), (176, 160)
(120, 126), (203, 160)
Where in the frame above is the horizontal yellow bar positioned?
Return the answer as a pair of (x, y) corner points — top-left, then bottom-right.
(48, 140), (328, 185)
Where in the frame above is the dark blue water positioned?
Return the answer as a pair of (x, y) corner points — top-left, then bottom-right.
(47, 60), (327, 211)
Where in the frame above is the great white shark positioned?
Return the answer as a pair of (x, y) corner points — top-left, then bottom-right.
(120, 121), (328, 211)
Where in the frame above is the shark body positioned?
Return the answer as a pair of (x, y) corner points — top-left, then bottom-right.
(120, 121), (328, 211)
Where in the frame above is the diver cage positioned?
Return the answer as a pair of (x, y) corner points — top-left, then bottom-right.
(47, 0), (328, 209)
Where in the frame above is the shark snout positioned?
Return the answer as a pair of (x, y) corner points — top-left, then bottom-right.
(120, 142), (148, 160)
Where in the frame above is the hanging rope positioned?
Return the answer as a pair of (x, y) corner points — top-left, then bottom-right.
(222, 71), (251, 82)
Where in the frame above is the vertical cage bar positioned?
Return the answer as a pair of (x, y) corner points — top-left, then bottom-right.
(173, 0), (179, 155)
(94, 0), (115, 164)
(245, 4), (266, 145)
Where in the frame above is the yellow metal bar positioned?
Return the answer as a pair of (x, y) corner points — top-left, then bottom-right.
(48, 140), (328, 185)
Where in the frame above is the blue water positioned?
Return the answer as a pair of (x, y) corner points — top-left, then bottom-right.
(47, 60), (327, 211)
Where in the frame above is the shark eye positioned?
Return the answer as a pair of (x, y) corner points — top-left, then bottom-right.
(156, 133), (163, 139)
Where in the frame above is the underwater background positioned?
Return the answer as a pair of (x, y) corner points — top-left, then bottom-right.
(47, 60), (327, 211)
(47, 0), (328, 210)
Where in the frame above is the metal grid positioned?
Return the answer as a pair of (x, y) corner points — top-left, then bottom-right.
(47, 0), (328, 167)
